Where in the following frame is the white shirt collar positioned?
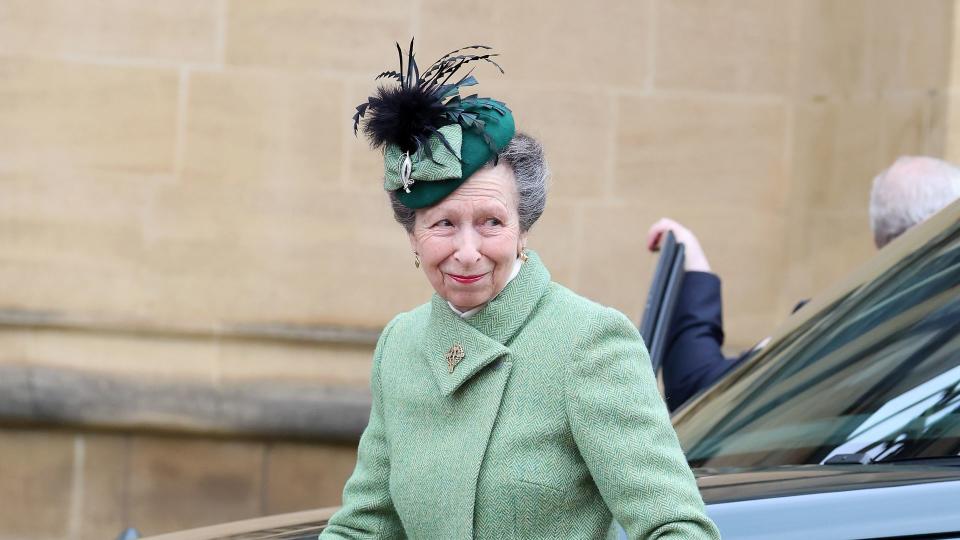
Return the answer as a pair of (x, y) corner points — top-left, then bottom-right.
(448, 256), (524, 318)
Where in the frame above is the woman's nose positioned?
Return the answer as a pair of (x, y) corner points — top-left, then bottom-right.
(453, 228), (482, 264)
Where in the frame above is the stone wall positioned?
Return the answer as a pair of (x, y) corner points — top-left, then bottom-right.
(0, 1), (954, 538)
(0, 427), (354, 538)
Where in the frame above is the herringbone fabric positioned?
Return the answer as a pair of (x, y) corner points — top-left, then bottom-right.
(383, 124), (463, 191)
(321, 252), (720, 540)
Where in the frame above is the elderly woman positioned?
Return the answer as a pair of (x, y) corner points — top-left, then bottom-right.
(321, 42), (720, 540)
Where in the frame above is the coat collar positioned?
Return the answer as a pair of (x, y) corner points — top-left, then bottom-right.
(425, 250), (551, 396)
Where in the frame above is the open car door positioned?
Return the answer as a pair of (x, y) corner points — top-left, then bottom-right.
(638, 231), (686, 373)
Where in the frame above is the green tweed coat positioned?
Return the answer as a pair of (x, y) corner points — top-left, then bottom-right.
(321, 252), (720, 539)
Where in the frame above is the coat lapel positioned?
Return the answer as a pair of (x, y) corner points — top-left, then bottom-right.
(426, 296), (510, 397)
(424, 251), (551, 396)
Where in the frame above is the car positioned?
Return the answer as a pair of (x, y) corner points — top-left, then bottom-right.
(671, 198), (960, 538)
(136, 200), (960, 539)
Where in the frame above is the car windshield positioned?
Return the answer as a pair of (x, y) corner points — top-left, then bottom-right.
(674, 218), (960, 468)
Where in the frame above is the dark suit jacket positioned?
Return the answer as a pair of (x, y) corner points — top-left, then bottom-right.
(661, 271), (741, 412)
(662, 272), (807, 412)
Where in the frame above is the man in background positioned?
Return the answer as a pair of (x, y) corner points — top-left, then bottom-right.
(649, 155), (960, 412)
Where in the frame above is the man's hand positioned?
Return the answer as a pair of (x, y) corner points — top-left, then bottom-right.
(646, 218), (712, 272)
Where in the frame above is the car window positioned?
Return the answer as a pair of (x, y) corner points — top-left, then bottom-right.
(639, 231), (685, 372)
(674, 220), (960, 468)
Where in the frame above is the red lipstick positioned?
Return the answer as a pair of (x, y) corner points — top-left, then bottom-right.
(448, 273), (486, 284)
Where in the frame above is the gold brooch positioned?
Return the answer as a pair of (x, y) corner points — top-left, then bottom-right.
(446, 343), (465, 373)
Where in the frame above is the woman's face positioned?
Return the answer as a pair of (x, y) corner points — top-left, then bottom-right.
(409, 163), (526, 312)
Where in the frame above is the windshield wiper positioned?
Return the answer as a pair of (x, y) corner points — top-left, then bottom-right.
(824, 453), (960, 466)
(823, 453), (874, 465)
(874, 455), (960, 466)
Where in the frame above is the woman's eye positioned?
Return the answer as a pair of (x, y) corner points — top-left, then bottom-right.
(433, 219), (453, 228)
(485, 218), (502, 226)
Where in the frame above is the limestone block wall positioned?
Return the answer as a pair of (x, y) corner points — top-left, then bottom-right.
(0, 428), (354, 538)
(946, 0), (960, 160)
(0, 1), (955, 538)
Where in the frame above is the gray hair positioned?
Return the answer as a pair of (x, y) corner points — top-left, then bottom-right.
(389, 132), (550, 233)
(869, 156), (960, 248)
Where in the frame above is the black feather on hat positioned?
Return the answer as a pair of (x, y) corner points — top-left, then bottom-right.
(353, 39), (508, 161)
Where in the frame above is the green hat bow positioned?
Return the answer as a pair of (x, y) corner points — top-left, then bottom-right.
(383, 124), (463, 193)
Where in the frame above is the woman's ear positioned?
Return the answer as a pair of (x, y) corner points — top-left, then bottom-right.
(407, 231), (418, 253)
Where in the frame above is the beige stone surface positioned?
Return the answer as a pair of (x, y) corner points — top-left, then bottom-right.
(226, 1), (413, 72)
(0, 427), (363, 539)
(0, 169), (166, 317)
(575, 202), (657, 327)
(141, 179), (432, 328)
(0, 0), (951, 354)
(614, 96), (788, 211)
(0, 0), (220, 63)
(0, 429), (73, 539)
(345, 105), (391, 195)
(881, 94), (949, 162)
(801, 209), (877, 294)
(778, 208), (876, 318)
(264, 442), (358, 513)
(344, 78), (393, 194)
(882, 98), (929, 163)
(0, 328), (219, 382)
(500, 87), (614, 200)
(0, 1), (953, 352)
(702, 210), (789, 344)
(947, 94), (960, 163)
(0, 327), (377, 443)
(792, 100), (884, 214)
(785, 99), (889, 306)
(778, 213), (815, 317)
(0, 58), (178, 174)
(925, 93), (948, 158)
(217, 341), (373, 388)
(77, 434), (128, 540)
(499, 0), (652, 88)
(135, 68), (438, 328)
(935, 0), (959, 163)
(526, 202), (580, 290)
(127, 436), (264, 534)
(420, 0), (651, 87)
(577, 202), (786, 347)
(414, 0), (502, 65)
(867, 0), (953, 92)
(655, 0), (795, 94)
(794, 0), (870, 97)
(180, 69), (343, 187)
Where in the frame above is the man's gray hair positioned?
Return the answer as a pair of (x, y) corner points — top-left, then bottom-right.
(869, 156), (960, 248)
(389, 132), (549, 233)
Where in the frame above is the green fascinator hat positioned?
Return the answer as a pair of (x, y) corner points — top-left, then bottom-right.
(352, 40), (515, 209)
